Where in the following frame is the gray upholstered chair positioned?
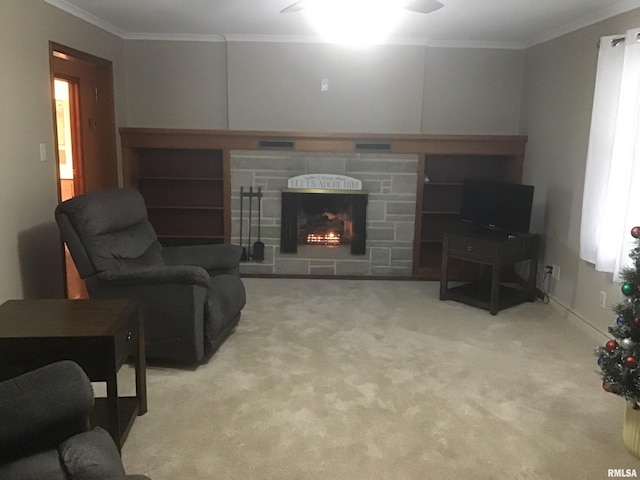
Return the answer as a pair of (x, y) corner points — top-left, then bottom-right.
(0, 360), (151, 480)
(55, 187), (246, 364)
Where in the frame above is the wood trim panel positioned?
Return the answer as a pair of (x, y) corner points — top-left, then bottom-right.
(120, 128), (527, 156)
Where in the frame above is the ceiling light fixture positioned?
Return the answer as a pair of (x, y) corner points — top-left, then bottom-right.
(281, 0), (444, 47)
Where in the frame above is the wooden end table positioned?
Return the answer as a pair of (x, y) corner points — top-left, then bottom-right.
(0, 299), (147, 450)
(440, 230), (540, 315)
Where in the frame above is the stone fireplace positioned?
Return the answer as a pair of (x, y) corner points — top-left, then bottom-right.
(230, 150), (418, 277)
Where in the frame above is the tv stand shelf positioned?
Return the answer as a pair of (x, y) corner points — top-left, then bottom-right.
(439, 228), (539, 315)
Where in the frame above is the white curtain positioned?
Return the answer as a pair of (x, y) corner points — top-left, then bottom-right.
(580, 28), (640, 281)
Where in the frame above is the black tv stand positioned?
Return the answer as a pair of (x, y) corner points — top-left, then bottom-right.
(439, 228), (539, 315)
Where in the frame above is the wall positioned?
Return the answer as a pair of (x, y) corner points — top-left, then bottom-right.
(124, 40), (524, 135)
(125, 40), (228, 128)
(0, 0), (126, 301)
(226, 42), (425, 133)
(422, 47), (524, 134)
(520, 8), (640, 335)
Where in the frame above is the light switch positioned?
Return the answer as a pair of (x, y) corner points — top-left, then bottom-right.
(39, 143), (47, 162)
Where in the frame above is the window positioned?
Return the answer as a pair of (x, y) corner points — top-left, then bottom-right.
(580, 28), (640, 281)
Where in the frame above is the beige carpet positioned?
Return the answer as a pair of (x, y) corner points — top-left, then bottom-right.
(118, 279), (639, 479)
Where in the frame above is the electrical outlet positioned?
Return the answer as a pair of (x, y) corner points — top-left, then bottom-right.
(599, 291), (607, 309)
(551, 264), (560, 281)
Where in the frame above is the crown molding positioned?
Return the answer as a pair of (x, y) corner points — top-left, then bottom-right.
(124, 33), (226, 42)
(43, 0), (126, 37)
(525, 0), (640, 47)
(425, 39), (527, 50)
(221, 34), (526, 49)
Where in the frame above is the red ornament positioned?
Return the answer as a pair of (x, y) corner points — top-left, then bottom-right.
(632, 226), (640, 238)
(606, 340), (619, 351)
(635, 317), (640, 327)
(625, 356), (638, 368)
(603, 381), (613, 392)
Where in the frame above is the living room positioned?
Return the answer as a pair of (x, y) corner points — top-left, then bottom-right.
(3, 0), (640, 478)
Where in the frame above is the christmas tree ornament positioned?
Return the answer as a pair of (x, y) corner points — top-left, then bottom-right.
(618, 315), (627, 325)
(598, 356), (605, 366)
(635, 317), (640, 327)
(622, 283), (636, 297)
(606, 340), (619, 351)
(626, 356), (638, 368)
(621, 338), (636, 350)
(603, 381), (613, 392)
(631, 226), (640, 238)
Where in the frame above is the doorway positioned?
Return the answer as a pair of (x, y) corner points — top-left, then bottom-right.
(50, 43), (119, 299)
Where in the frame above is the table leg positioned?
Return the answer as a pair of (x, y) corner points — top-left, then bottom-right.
(527, 256), (538, 302)
(105, 363), (121, 451)
(440, 238), (450, 300)
(490, 264), (500, 315)
(135, 308), (147, 415)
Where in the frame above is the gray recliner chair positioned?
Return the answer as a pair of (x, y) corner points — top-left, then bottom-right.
(55, 188), (246, 364)
(0, 360), (150, 480)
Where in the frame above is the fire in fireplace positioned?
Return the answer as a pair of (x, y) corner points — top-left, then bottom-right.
(306, 232), (341, 246)
(297, 196), (352, 247)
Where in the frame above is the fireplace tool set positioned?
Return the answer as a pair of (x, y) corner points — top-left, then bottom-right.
(239, 186), (264, 262)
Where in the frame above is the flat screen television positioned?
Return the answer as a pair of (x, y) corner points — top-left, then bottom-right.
(459, 178), (534, 234)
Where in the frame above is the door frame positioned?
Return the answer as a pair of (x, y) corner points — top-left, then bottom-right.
(49, 42), (119, 298)
(49, 41), (118, 197)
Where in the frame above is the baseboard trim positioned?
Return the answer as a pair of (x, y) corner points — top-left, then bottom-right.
(240, 273), (421, 281)
(548, 295), (609, 343)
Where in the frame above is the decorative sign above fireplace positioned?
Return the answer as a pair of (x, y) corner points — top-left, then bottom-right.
(287, 174), (362, 191)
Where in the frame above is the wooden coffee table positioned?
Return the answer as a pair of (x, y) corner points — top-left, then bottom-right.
(0, 299), (147, 450)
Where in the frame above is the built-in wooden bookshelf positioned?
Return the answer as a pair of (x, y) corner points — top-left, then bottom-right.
(120, 130), (231, 246)
(120, 128), (527, 278)
(413, 138), (527, 279)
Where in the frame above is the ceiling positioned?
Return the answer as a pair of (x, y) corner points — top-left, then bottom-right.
(45, 0), (640, 48)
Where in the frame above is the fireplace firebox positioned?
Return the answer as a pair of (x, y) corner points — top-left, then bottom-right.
(281, 189), (368, 255)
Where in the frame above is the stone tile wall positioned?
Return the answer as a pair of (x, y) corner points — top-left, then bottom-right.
(231, 151), (418, 277)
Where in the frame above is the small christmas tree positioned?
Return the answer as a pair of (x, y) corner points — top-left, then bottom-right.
(596, 226), (640, 404)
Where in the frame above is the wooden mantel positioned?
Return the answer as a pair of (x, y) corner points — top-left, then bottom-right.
(119, 128), (527, 156)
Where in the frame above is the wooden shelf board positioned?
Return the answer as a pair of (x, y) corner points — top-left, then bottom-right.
(158, 235), (224, 239)
(138, 177), (223, 181)
(146, 206), (224, 210)
(423, 182), (464, 187)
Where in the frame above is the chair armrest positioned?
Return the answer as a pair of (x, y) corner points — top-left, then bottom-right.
(60, 426), (154, 480)
(97, 265), (210, 288)
(162, 244), (242, 272)
(0, 361), (93, 463)
(60, 427), (126, 480)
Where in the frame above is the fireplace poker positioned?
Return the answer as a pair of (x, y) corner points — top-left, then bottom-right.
(247, 186), (253, 260)
(252, 186), (265, 262)
(239, 186), (247, 261)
